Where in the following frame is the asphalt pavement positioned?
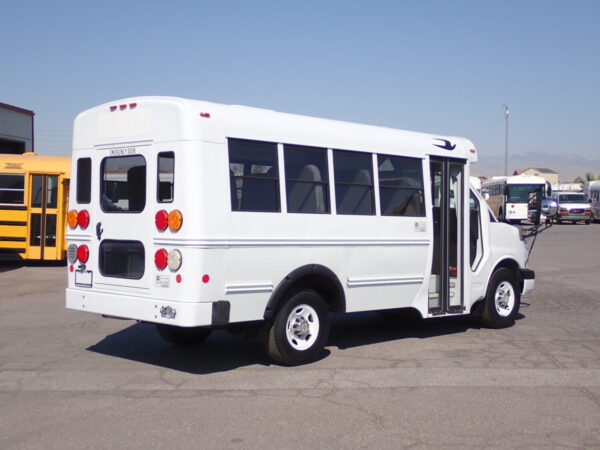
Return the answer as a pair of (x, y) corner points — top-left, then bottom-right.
(1, 222), (600, 449)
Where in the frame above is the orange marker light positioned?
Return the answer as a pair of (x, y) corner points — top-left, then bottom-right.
(168, 210), (183, 231)
(67, 210), (78, 229)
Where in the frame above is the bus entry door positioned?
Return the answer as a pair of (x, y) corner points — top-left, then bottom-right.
(429, 158), (465, 314)
(28, 174), (59, 260)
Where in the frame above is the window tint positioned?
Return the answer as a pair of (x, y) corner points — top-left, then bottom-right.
(99, 240), (145, 279)
(76, 158), (91, 204)
(378, 155), (425, 216)
(31, 175), (43, 208)
(333, 150), (374, 215)
(229, 139), (279, 212)
(157, 152), (174, 203)
(47, 176), (58, 209)
(100, 155), (146, 212)
(284, 145), (329, 214)
(0, 174), (24, 204)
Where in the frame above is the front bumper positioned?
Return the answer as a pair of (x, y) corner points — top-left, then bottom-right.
(66, 288), (229, 327)
(558, 213), (590, 222)
(519, 268), (535, 295)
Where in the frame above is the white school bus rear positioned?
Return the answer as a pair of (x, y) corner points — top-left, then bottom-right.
(66, 97), (535, 365)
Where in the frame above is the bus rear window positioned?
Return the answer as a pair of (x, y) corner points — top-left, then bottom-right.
(0, 174), (25, 204)
(157, 152), (174, 203)
(76, 158), (91, 204)
(100, 155), (146, 212)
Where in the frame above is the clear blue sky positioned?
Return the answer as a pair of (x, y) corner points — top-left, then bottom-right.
(2, 0), (599, 175)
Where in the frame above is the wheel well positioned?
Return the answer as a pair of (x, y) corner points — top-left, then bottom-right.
(492, 258), (522, 291)
(264, 264), (346, 320)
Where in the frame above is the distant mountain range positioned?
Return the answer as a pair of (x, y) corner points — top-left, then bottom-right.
(472, 152), (600, 182)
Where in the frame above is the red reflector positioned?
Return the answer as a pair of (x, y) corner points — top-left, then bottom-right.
(202, 274), (210, 284)
(77, 245), (89, 263)
(120, 104), (127, 110)
(155, 249), (168, 270)
(69, 265), (74, 272)
(110, 106), (117, 111)
(129, 103), (137, 109)
(176, 274), (182, 283)
(449, 266), (457, 278)
(77, 210), (90, 229)
(469, 149), (476, 154)
(199, 112), (211, 118)
(155, 210), (169, 231)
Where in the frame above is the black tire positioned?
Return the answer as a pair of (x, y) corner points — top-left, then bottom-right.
(481, 268), (521, 329)
(156, 324), (212, 346)
(266, 288), (329, 366)
(585, 220), (591, 225)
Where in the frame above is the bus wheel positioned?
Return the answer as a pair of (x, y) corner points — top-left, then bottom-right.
(266, 289), (329, 366)
(156, 324), (212, 346)
(481, 268), (521, 329)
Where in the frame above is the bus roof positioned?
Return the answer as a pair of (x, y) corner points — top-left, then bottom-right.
(483, 174), (547, 186)
(0, 152), (71, 176)
(73, 96), (478, 162)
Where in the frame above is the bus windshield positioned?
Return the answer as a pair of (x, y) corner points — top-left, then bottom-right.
(507, 184), (544, 203)
(558, 194), (586, 203)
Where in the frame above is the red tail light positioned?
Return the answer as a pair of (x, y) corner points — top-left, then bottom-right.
(155, 210), (169, 231)
(77, 245), (89, 263)
(154, 249), (168, 270)
(77, 210), (90, 229)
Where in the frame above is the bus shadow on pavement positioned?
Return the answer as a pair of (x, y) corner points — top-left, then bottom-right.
(87, 321), (270, 374)
(87, 310), (525, 374)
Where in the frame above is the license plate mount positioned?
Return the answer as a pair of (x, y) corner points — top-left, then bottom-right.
(75, 270), (93, 288)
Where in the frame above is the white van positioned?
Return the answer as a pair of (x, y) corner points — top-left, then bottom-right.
(66, 97), (535, 365)
(550, 192), (592, 224)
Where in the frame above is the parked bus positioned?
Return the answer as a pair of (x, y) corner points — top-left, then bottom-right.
(481, 175), (550, 223)
(0, 153), (71, 261)
(585, 180), (600, 222)
(66, 97), (535, 365)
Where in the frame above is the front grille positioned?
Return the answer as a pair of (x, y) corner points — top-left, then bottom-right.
(570, 209), (583, 214)
(99, 240), (145, 279)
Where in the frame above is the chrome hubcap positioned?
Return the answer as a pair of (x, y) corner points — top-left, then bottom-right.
(286, 304), (319, 351)
(494, 281), (515, 317)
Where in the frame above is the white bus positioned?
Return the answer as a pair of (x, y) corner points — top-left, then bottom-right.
(66, 97), (535, 365)
(585, 180), (600, 222)
(482, 175), (550, 223)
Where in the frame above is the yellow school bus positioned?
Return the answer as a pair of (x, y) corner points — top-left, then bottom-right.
(0, 153), (71, 261)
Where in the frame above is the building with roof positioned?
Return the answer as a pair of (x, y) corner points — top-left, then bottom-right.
(0, 102), (34, 154)
(513, 167), (559, 185)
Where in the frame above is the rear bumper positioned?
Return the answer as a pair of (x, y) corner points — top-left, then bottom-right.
(66, 288), (229, 327)
(519, 269), (535, 296)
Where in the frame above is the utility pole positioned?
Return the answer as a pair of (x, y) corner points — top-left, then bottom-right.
(502, 104), (509, 176)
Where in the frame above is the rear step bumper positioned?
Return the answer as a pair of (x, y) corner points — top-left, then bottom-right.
(66, 288), (228, 327)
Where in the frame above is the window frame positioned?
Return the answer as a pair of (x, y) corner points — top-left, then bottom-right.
(332, 149), (375, 216)
(0, 173), (25, 205)
(76, 158), (92, 204)
(228, 138), (281, 213)
(156, 151), (175, 204)
(99, 154), (147, 214)
(377, 154), (425, 217)
(284, 144), (330, 214)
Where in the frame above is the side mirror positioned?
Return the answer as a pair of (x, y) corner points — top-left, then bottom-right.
(541, 198), (558, 217)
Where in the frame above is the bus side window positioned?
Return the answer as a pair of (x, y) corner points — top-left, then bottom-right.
(76, 158), (91, 204)
(333, 150), (375, 215)
(228, 139), (280, 212)
(284, 145), (329, 214)
(377, 154), (425, 217)
(0, 173), (25, 204)
(157, 152), (174, 203)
